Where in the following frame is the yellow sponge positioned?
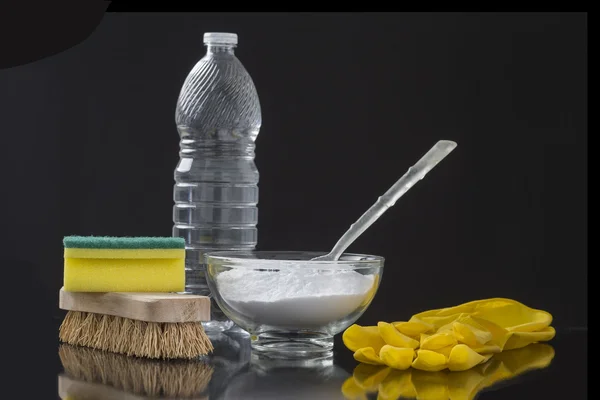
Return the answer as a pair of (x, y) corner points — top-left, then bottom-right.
(63, 236), (185, 292)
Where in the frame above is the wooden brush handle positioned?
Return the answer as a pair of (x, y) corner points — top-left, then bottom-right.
(59, 287), (211, 323)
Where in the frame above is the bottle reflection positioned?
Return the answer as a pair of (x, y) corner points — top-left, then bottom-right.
(206, 331), (252, 398)
(341, 343), (555, 400)
(220, 353), (351, 399)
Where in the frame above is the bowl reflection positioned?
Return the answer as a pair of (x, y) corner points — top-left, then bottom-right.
(221, 353), (351, 400)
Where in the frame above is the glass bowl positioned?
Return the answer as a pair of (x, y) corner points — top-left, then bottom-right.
(205, 251), (384, 358)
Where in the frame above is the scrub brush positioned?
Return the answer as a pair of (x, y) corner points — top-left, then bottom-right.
(58, 288), (214, 359)
(58, 344), (213, 399)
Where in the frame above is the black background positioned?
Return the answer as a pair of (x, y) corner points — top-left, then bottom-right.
(0, 11), (587, 397)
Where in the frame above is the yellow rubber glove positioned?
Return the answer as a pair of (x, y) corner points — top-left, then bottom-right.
(412, 298), (553, 334)
(342, 298), (555, 373)
(341, 343), (555, 400)
(344, 325), (386, 353)
(379, 346), (415, 370)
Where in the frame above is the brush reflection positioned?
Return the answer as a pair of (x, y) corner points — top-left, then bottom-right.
(58, 330), (254, 400)
(341, 343), (555, 400)
(58, 344), (214, 399)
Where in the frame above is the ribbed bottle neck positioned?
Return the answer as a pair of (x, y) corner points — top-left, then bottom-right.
(206, 44), (235, 55)
(179, 138), (255, 157)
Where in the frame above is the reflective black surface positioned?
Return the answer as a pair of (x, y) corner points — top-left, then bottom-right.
(0, 11), (587, 400)
(42, 321), (586, 399)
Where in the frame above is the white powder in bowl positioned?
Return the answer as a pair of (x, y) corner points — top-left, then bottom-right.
(215, 268), (376, 328)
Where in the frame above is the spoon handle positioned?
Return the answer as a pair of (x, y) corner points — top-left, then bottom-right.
(322, 140), (457, 261)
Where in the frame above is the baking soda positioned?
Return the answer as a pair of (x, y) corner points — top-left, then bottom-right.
(216, 268), (376, 328)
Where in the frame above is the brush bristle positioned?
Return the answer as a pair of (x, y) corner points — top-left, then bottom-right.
(59, 311), (214, 359)
(59, 344), (213, 398)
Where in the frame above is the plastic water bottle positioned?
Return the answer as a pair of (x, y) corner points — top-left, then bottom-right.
(173, 32), (261, 332)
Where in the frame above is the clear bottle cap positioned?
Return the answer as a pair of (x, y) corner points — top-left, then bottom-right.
(203, 32), (238, 46)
